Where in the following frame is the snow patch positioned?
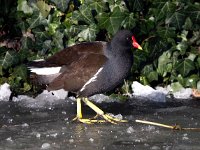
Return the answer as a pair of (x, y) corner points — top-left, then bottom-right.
(131, 81), (166, 102)
(12, 89), (68, 109)
(0, 83), (11, 101)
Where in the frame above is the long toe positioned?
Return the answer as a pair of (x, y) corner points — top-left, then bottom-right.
(102, 114), (128, 124)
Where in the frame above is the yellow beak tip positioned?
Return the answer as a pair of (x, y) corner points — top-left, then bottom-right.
(138, 46), (143, 50)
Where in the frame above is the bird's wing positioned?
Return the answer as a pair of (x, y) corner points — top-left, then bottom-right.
(47, 53), (107, 92)
(31, 41), (108, 92)
(30, 41), (107, 67)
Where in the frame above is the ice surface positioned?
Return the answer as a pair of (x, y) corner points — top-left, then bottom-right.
(41, 143), (51, 149)
(0, 83), (11, 101)
(131, 81), (166, 102)
(126, 126), (135, 134)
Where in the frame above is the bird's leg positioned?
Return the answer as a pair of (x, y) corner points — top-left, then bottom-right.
(82, 98), (128, 124)
(72, 98), (105, 124)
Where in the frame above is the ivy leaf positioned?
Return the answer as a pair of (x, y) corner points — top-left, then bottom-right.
(107, 0), (128, 12)
(141, 64), (158, 82)
(176, 41), (188, 55)
(88, 1), (107, 13)
(72, 5), (94, 24)
(175, 59), (195, 77)
(17, 0), (33, 14)
(122, 13), (136, 29)
(170, 82), (183, 92)
(36, 0), (51, 18)
(32, 28), (49, 40)
(96, 6), (126, 35)
(52, 31), (64, 50)
(130, 0), (143, 11)
(165, 11), (185, 29)
(13, 65), (28, 81)
(157, 51), (172, 77)
(183, 17), (193, 30)
(186, 4), (200, 24)
(49, 0), (70, 12)
(157, 27), (176, 38)
(77, 24), (99, 41)
(155, 1), (176, 21)
(27, 11), (47, 29)
(0, 51), (16, 69)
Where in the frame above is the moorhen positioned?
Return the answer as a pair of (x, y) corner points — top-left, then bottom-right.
(29, 30), (142, 124)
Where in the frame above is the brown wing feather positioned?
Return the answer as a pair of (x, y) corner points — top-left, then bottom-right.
(47, 54), (107, 92)
(44, 41), (107, 67)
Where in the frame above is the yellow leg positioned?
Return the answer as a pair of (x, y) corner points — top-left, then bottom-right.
(72, 98), (106, 124)
(82, 98), (128, 124)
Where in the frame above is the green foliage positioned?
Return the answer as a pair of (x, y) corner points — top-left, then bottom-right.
(0, 0), (199, 94)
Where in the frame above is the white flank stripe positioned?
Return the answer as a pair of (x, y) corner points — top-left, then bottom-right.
(30, 67), (61, 75)
(80, 67), (103, 92)
(33, 59), (44, 62)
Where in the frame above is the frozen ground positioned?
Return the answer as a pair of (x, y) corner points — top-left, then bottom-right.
(0, 81), (195, 106)
(0, 82), (199, 150)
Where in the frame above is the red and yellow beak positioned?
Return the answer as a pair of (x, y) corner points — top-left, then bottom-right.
(132, 36), (143, 50)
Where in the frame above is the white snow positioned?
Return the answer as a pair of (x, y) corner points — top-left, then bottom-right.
(0, 83), (11, 101)
(171, 88), (192, 99)
(0, 81), (195, 109)
(12, 89), (68, 109)
(131, 81), (166, 102)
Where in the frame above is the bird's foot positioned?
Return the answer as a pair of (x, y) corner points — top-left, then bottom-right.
(72, 116), (106, 124)
(81, 98), (127, 124)
(98, 113), (127, 124)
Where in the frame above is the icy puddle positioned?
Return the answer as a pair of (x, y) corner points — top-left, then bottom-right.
(0, 98), (200, 150)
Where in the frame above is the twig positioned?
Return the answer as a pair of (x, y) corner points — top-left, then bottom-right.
(135, 119), (200, 131)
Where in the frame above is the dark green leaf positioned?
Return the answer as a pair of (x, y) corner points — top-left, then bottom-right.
(130, 0), (143, 11)
(175, 59), (195, 77)
(0, 51), (15, 69)
(141, 64), (158, 82)
(49, 0), (70, 12)
(155, 1), (176, 21)
(165, 11), (185, 29)
(183, 17), (193, 30)
(186, 4), (200, 24)
(157, 27), (176, 38)
(122, 13), (136, 29)
(88, 1), (107, 13)
(27, 11), (47, 29)
(77, 24), (99, 41)
(96, 7), (126, 35)
(72, 5), (94, 24)
(13, 65), (28, 81)
(52, 31), (64, 50)
(157, 51), (172, 77)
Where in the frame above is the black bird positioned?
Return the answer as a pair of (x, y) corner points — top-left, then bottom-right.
(29, 30), (142, 124)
